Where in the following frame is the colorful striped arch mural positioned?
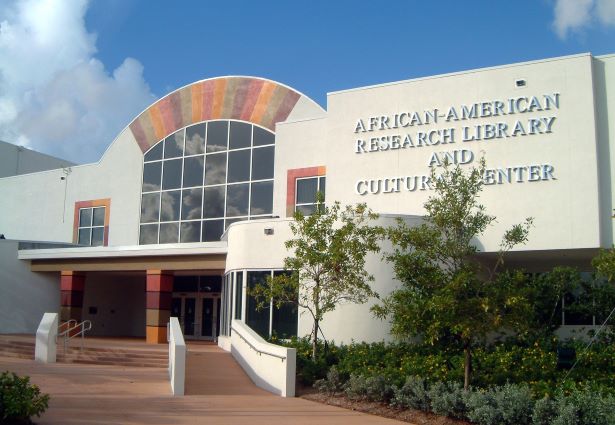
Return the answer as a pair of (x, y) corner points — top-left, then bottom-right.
(129, 76), (304, 153)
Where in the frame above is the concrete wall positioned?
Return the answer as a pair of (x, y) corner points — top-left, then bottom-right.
(0, 141), (73, 178)
(593, 54), (615, 247)
(81, 273), (146, 337)
(322, 53), (603, 252)
(0, 128), (143, 245)
(0, 240), (59, 334)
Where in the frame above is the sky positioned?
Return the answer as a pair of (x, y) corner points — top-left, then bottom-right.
(1, 0), (614, 164)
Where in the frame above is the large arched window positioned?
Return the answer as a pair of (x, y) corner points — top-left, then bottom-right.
(139, 120), (275, 244)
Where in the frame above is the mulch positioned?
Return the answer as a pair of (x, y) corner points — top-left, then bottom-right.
(300, 391), (472, 425)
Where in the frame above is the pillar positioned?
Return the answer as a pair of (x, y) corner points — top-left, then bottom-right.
(146, 270), (172, 344)
(60, 271), (85, 323)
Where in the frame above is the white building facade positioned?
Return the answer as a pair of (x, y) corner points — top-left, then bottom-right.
(0, 53), (613, 344)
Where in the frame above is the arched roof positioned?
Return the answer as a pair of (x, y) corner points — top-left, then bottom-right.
(129, 76), (312, 153)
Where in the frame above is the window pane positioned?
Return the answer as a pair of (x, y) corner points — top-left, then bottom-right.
(139, 224), (158, 245)
(272, 271), (297, 339)
(251, 146), (274, 180)
(253, 126), (274, 146)
(234, 272), (243, 320)
(202, 219), (224, 242)
(180, 221), (201, 243)
(160, 191), (181, 222)
(79, 208), (92, 228)
(204, 153), (227, 185)
(229, 121), (251, 150)
(227, 150), (251, 183)
(91, 227), (104, 246)
(206, 121), (228, 152)
(143, 162), (162, 192)
(140, 193), (160, 223)
(181, 188), (202, 220)
(185, 123), (205, 155)
(164, 131), (184, 158)
(296, 178), (318, 204)
(159, 222), (179, 244)
(203, 186), (225, 218)
(144, 141), (163, 162)
(296, 204), (316, 216)
(162, 159), (183, 190)
(250, 181), (273, 215)
(183, 156), (204, 188)
(319, 177), (326, 199)
(226, 184), (249, 217)
(225, 218), (242, 229)
(246, 271), (271, 338)
(92, 207), (105, 226)
(78, 228), (91, 245)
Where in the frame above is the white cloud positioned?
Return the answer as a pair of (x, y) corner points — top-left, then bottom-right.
(0, 0), (156, 163)
(552, 0), (615, 39)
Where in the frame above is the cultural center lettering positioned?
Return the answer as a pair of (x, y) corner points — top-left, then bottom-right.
(353, 93), (560, 195)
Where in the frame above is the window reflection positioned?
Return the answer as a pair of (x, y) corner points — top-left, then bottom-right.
(140, 120), (275, 245)
(226, 184), (249, 217)
(228, 150), (250, 183)
(206, 121), (228, 152)
(205, 153), (227, 185)
(185, 123), (205, 155)
(160, 191), (181, 222)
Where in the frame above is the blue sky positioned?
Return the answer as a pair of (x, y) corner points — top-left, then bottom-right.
(1, 0), (614, 163)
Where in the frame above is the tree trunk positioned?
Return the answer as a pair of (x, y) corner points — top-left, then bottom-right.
(464, 345), (472, 390)
(312, 319), (319, 361)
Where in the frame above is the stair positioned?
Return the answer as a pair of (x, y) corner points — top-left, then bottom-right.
(57, 346), (168, 368)
(0, 335), (167, 368)
(0, 337), (35, 360)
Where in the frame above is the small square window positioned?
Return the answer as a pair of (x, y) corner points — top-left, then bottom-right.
(77, 205), (107, 246)
(295, 176), (325, 215)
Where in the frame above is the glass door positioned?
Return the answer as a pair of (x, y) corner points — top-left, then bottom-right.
(171, 295), (197, 338)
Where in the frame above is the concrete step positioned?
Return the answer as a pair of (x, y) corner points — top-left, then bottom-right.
(62, 358), (166, 368)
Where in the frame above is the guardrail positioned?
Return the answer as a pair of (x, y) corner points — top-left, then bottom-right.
(168, 317), (186, 396)
(230, 320), (296, 397)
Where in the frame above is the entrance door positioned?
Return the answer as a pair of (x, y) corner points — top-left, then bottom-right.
(171, 293), (219, 340)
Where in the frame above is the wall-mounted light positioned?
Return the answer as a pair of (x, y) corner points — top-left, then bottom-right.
(515, 79), (526, 87)
(264, 228), (274, 236)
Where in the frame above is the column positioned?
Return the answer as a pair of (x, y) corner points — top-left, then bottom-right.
(146, 270), (172, 344)
(60, 271), (85, 323)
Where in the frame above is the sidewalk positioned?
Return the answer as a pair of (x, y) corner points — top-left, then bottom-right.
(0, 356), (406, 424)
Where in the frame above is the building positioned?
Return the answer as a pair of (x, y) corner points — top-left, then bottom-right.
(0, 52), (613, 344)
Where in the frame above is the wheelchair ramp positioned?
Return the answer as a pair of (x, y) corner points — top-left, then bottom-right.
(185, 342), (269, 396)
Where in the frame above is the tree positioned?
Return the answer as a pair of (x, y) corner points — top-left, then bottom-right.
(372, 159), (533, 390)
(251, 197), (382, 360)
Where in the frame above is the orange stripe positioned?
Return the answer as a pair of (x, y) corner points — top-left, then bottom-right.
(149, 106), (165, 140)
(191, 83), (203, 123)
(250, 81), (276, 124)
(212, 79), (227, 119)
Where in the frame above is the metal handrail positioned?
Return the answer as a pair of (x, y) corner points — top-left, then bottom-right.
(57, 319), (77, 337)
(59, 320), (92, 352)
(231, 324), (286, 361)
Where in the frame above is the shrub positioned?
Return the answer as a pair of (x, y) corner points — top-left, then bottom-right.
(464, 383), (534, 425)
(0, 371), (49, 424)
(314, 366), (345, 395)
(390, 376), (431, 411)
(531, 396), (557, 425)
(344, 374), (394, 403)
(428, 381), (467, 419)
(550, 388), (615, 425)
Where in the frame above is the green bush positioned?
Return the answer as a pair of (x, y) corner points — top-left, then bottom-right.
(463, 383), (534, 425)
(344, 374), (394, 403)
(390, 376), (431, 411)
(428, 381), (467, 419)
(0, 371), (49, 424)
(314, 366), (344, 395)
